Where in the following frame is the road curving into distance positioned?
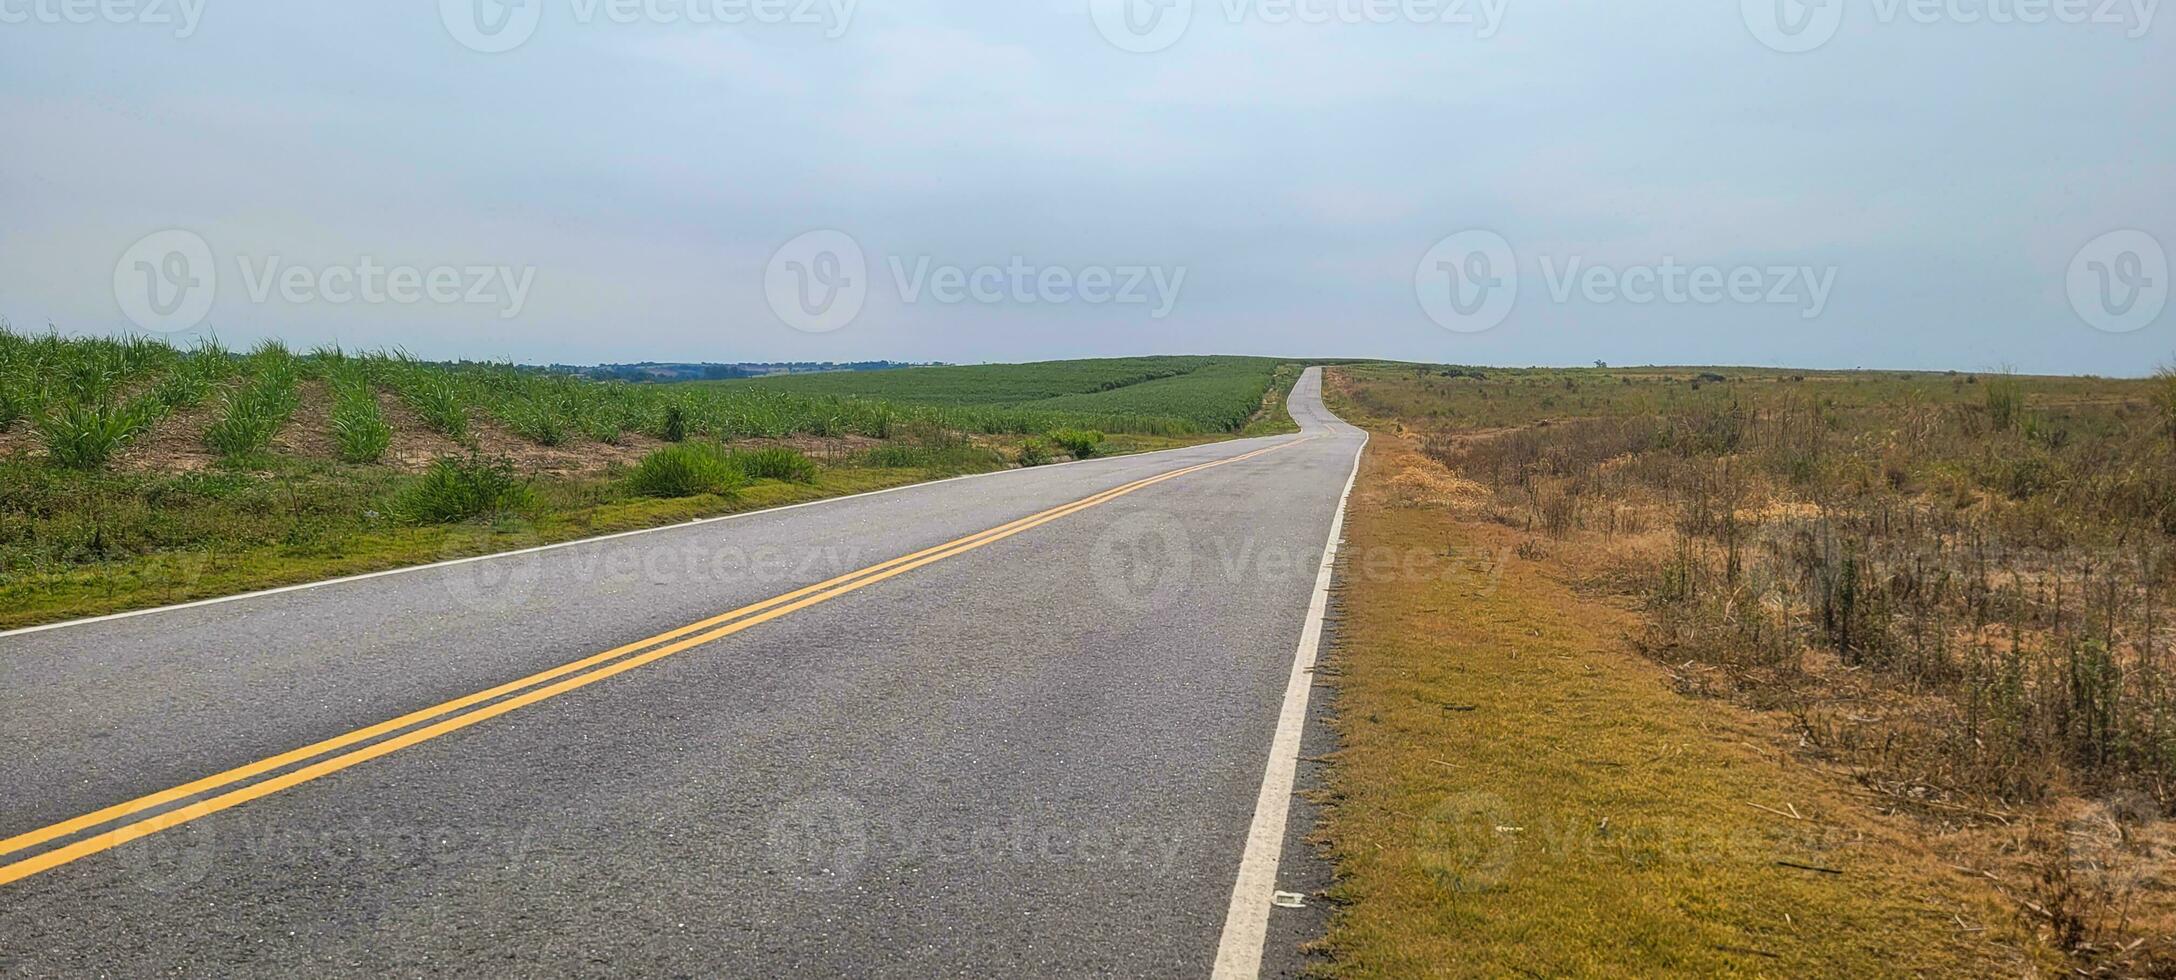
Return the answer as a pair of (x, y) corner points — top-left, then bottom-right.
(0, 367), (1367, 978)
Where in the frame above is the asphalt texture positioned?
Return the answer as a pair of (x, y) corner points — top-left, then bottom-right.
(0, 368), (1366, 978)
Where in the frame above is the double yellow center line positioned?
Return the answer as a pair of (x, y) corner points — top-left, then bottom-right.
(0, 437), (1307, 888)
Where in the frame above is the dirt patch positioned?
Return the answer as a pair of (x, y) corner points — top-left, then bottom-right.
(461, 418), (659, 477)
(270, 380), (338, 462)
(9, 384), (884, 480)
(112, 396), (226, 474)
(0, 422), (40, 459)
(1382, 460), (1486, 510)
(375, 390), (469, 473)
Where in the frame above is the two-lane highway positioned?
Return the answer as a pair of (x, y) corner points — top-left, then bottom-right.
(0, 367), (1365, 977)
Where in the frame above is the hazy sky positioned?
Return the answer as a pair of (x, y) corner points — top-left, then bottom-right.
(2, 1), (2170, 372)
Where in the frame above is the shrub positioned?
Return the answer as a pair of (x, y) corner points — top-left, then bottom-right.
(860, 444), (926, 468)
(329, 378), (392, 464)
(1017, 437), (1052, 467)
(1047, 428), (1105, 459)
(626, 443), (748, 498)
(403, 371), (469, 440)
(1989, 449), (2059, 500)
(36, 396), (163, 469)
(502, 397), (566, 446)
(729, 446), (817, 483)
(0, 385), (22, 433)
(149, 344), (232, 411)
(1985, 373), (2025, 432)
(391, 456), (533, 524)
(203, 364), (301, 459)
(581, 408), (624, 444)
(662, 404), (688, 443)
(2154, 364), (2176, 445)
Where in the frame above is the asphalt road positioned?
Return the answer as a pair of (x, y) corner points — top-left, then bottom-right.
(0, 368), (1366, 978)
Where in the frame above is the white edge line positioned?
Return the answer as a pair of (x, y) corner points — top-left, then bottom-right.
(0, 434), (1287, 641)
(1210, 413), (1367, 980)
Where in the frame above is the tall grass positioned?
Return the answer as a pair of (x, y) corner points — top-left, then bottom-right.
(0, 351), (26, 431)
(148, 336), (234, 411)
(1394, 368), (2176, 814)
(1046, 428), (1104, 459)
(626, 443), (748, 498)
(390, 456), (533, 524)
(35, 396), (164, 469)
(377, 352), (471, 440)
(203, 344), (301, 459)
(855, 424), (1006, 473)
(2154, 364), (2176, 446)
(728, 446), (816, 483)
(1986, 371), (2026, 432)
(328, 365), (392, 464)
(500, 396), (567, 446)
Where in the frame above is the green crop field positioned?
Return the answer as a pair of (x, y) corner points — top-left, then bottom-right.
(0, 329), (1302, 629)
(718, 356), (1295, 433)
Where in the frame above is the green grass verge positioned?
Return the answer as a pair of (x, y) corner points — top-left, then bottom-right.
(0, 466), (931, 631)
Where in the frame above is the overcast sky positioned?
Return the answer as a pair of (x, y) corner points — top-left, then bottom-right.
(2, 1), (2170, 372)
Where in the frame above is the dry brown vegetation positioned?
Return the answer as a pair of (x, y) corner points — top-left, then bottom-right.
(1327, 363), (2176, 976)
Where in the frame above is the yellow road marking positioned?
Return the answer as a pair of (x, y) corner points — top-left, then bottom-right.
(0, 438), (1306, 887)
(0, 452), (1187, 859)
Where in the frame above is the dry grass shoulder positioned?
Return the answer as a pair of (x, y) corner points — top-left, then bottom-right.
(1316, 396), (2051, 977)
